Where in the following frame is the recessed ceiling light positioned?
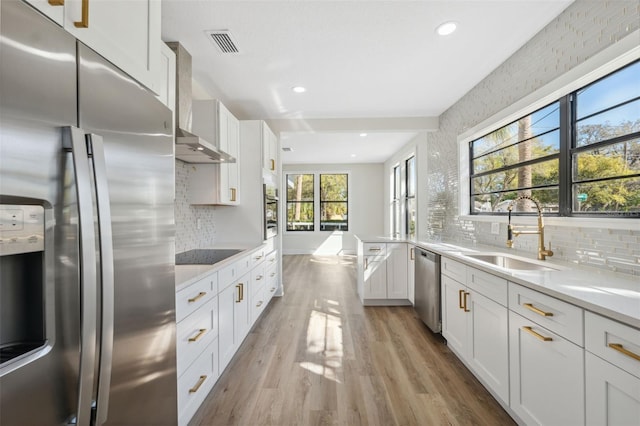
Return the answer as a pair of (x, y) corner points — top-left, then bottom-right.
(292, 86), (306, 93)
(359, 133), (367, 137)
(436, 21), (457, 36)
(350, 154), (357, 158)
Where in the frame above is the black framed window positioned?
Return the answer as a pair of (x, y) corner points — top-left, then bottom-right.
(392, 165), (401, 236)
(470, 59), (640, 217)
(320, 174), (348, 231)
(286, 174), (314, 231)
(405, 156), (416, 237)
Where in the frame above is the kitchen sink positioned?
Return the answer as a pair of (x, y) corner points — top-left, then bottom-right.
(461, 252), (563, 272)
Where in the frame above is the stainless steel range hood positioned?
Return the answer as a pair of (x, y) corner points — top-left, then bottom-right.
(167, 42), (236, 163)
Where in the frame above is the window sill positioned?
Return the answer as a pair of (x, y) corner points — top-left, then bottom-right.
(460, 214), (638, 230)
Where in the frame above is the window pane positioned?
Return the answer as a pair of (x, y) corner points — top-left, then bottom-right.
(393, 166), (401, 199)
(393, 200), (401, 236)
(574, 139), (640, 181)
(320, 174), (348, 201)
(406, 197), (416, 238)
(576, 60), (640, 119)
(472, 102), (560, 157)
(573, 176), (640, 213)
(287, 202), (314, 231)
(472, 158), (559, 194)
(472, 188), (559, 213)
(286, 174), (314, 201)
(473, 130), (560, 174)
(320, 202), (348, 231)
(576, 99), (640, 147)
(406, 157), (416, 196)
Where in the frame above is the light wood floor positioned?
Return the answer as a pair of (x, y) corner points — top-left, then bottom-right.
(189, 255), (515, 426)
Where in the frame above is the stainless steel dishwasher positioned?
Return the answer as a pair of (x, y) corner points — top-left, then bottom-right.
(414, 248), (441, 333)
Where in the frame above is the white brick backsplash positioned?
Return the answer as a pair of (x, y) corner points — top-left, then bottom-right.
(175, 160), (217, 253)
(423, 0), (640, 276)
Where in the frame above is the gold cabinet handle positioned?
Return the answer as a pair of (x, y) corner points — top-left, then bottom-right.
(256, 275), (263, 281)
(256, 301), (263, 308)
(189, 375), (207, 394)
(236, 284), (242, 303)
(410, 248), (414, 260)
(230, 187), (237, 202)
(188, 291), (207, 303)
(523, 302), (553, 317)
(74, 0), (89, 28)
(270, 159), (275, 171)
(364, 258), (369, 270)
(188, 328), (207, 342)
(270, 272), (276, 278)
(270, 287), (275, 292)
(522, 326), (553, 342)
(240, 283), (244, 301)
(458, 289), (465, 309)
(48, 0), (64, 6)
(463, 291), (470, 312)
(609, 343), (640, 362)
(255, 255), (263, 260)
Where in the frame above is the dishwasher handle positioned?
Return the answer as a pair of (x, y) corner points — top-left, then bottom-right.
(418, 249), (438, 262)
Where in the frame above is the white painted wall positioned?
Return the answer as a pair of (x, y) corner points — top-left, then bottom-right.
(282, 163), (384, 255)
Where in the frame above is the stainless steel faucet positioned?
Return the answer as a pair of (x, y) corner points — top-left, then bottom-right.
(506, 195), (554, 260)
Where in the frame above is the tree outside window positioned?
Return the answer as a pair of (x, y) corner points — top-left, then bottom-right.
(286, 174), (314, 231)
(320, 174), (348, 231)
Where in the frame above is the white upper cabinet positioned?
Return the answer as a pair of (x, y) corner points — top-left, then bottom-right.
(23, 0), (162, 93)
(262, 123), (278, 175)
(155, 43), (176, 112)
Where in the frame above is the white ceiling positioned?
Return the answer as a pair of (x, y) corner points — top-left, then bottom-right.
(161, 0), (574, 164)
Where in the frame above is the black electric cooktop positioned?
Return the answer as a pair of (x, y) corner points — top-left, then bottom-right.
(175, 249), (243, 265)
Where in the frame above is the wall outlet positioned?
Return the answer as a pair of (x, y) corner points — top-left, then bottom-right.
(491, 222), (500, 235)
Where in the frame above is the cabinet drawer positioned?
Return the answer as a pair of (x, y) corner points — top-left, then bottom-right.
(251, 285), (268, 324)
(236, 254), (252, 277)
(466, 267), (507, 306)
(176, 297), (218, 376)
(363, 243), (386, 261)
(218, 262), (238, 291)
(266, 262), (278, 284)
(266, 249), (278, 267)
(585, 312), (640, 379)
(250, 247), (266, 268)
(178, 338), (218, 426)
(509, 283), (584, 346)
(441, 257), (467, 283)
(176, 272), (218, 323)
(251, 263), (266, 297)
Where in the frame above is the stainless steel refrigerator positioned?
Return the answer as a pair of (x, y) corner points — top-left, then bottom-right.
(0, 1), (178, 425)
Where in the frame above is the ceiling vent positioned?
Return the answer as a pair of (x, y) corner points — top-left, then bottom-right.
(205, 30), (240, 54)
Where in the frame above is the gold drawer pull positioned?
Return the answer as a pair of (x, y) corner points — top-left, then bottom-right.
(523, 303), (553, 317)
(188, 291), (207, 303)
(48, 0), (64, 5)
(230, 187), (237, 202)
(270, 272), (276, 278)
(236, 284), (242, 303)
(256, 275), (263, 281)
(368, 247), (382, 252)
(522, 326), (552, 342)
(255, 255), (263, 260)
(270, 159), (275, 171)
(74, 0), (89, 28)
(188, 328), (207, 342)
(256, 301), (263, 307)
(189, 375), (207, 393)
(458, 289), (465, 309)
(410, 248), (414, 260)
(270, 287), (275, 292)
(463, 291), (470, 312)
(364, 258), (369, 270)
(609, 343), (640, 362)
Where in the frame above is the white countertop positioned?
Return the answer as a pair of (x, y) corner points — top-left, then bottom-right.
(175, 243), (263, 292)
(355, 235), (640, 329)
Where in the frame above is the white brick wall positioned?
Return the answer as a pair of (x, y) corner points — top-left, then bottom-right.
(424, 0), (640, 275)
(175, 160), (217, 253)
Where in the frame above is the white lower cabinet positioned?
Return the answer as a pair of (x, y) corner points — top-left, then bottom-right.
(177, 244), (280, 425)
(358, 241), (411, 303)
(509, 310), (585, 426)
(586, 352), (640, 426)
(441, 264), (509, 405)
(407, 245), (415, 304)
(363, 258), (387, 299)
(386, 243), (408, 299)
(585, 311), (640, 426)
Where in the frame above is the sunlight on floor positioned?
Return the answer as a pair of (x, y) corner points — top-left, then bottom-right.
(299, 301), (344, 384)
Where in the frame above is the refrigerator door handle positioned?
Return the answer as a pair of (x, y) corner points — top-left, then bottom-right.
(63, 126), (98, 426)
(87, 133), (114, 426)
